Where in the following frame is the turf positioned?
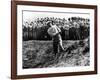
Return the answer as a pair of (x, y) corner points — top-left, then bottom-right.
(22, 38), (90, 69)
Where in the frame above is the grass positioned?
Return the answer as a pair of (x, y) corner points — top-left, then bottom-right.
(22, 38), (90, 69)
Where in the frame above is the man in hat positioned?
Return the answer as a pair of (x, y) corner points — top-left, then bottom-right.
(47, 21), (65, 57)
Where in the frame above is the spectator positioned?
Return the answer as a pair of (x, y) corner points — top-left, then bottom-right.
(23, 17), (90, 41)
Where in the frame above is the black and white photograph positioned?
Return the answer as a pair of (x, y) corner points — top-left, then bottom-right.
(17, 4), (95, 74)
(11, 1), (97, 79)
(22, 11), (90, 69)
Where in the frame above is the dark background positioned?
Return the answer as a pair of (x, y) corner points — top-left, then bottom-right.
(22, 17), (90, 41)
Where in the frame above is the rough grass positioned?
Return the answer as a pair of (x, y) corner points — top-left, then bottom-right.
(23, 38), (90, 69)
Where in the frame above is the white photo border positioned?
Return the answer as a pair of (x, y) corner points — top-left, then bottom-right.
(17, 5), (95, 75)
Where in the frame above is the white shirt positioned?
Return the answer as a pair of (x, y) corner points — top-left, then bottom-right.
(47, 24), (61, 36)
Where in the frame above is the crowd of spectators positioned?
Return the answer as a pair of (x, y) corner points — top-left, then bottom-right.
(23, 17), (90, 41)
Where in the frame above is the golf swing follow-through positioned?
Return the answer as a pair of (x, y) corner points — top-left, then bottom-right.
(47, 21), (66, 58)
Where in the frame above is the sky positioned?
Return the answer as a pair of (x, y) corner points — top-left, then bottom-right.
(23, 10), (90, 24)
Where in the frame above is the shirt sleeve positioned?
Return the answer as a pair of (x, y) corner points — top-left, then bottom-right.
(56, 27), (61, 33)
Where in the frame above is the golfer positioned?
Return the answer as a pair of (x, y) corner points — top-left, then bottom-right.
(47, 21), (65, 57)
